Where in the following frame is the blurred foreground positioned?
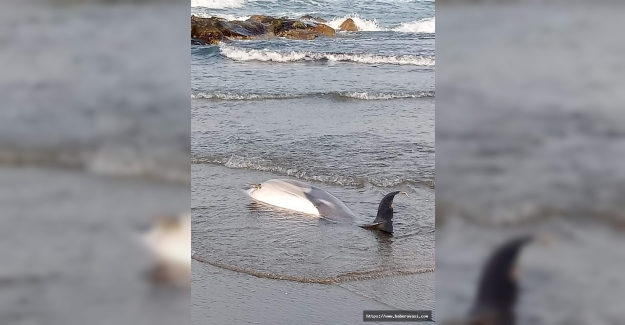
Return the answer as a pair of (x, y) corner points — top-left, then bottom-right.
(437, 2), (625, 324)
(0, 1), (190, 324)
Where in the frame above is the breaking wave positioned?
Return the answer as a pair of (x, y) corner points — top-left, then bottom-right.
(337, 91), (434, 100)
(392, 17), (435, 33)
(327, 15), (434, 33)
(192, 92), (306, 100)
(191, 154), (434, 188)
(219, 44), (435, 66)
(191, 12), (251, 21)
(327, 15), (383, 31)
(191, 91), (434, 101)
(191, 0), (245, 9)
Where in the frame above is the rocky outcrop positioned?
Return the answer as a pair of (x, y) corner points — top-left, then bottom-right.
(190, 16), (268, 44)
(313, 23), (336, 37)
(219, 20), (266, 37)
(279, 29), (319, 40)
(339, 18), (358, 31)
(191, 16), (224, 44)
(248, 15), (277, 24)
(191, 15), (337, 44)
(300, 15), (327, 23)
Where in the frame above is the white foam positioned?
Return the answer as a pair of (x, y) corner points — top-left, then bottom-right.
(392, 17), (435, 33)
(324, 52), (433, 65)
(220, 44), (307, 62)
(192, 154), (421, 188)
(326, 15), (435, 33)
(219, 44), (434, 66)
(191, 13), (251, 21)
(327, 14), (382, 31)
(340, 91), (434, 100)
(191, 0), (245, 9)
(191, 91), (434, 100)
(192, 92), (303, 100)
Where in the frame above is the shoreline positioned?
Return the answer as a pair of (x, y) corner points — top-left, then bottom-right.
(192, 260), (435, 324)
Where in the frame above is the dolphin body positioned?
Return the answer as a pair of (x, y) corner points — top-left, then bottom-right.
(246, 179), (407, 233)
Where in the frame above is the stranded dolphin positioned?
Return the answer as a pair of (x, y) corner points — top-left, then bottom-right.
(246, 179), (408, 234)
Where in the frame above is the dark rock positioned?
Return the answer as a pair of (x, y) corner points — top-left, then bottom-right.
(279, 19), (307, 31)
(313, 24), (336, 37)
(238, 20), (266, 35)
(339, 18), (358, 31)
(191, 16), (266, 43)
(292, 21), (305, 29)
(219, 20), (266, 37)
(278, 29), (318, 40)
(191, 15), (336, 44)
(267, 18), (283, 35)
(248, 15), (276, 24)
(191, 16), (224, 44)
(191, 26), (223, 44)
(300, 15), (327, 23)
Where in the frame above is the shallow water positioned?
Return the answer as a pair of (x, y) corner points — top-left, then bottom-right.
(192, 96), (434, 188)
(192, 0), (435, 320)
(193, 260), (435, 324)
(192, 164), (434, 281)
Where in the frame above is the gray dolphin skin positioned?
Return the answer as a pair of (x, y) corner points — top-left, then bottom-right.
(247, 179), (407, 233)
(360, 191), (407, 234)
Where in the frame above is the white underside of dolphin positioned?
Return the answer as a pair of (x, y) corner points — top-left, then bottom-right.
(246, 179), (356, 222)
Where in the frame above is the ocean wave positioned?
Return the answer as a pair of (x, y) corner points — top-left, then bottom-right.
(392, 17), (435, 33)
(192, 92), (306, 100)
(192, 154), (433, 188)
(219, 44), (435, 66)
(191, 13), (251, 21)
(191, 0), (245, 9)
(192, 155), (365, 187)
(191, 91), (434, 101)
(327, 15), (383, 31)
(338, 91), (434, 100)
(327, 15), (434, 33)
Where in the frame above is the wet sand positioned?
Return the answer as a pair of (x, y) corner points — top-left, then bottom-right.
(192, 259), (434, 324)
